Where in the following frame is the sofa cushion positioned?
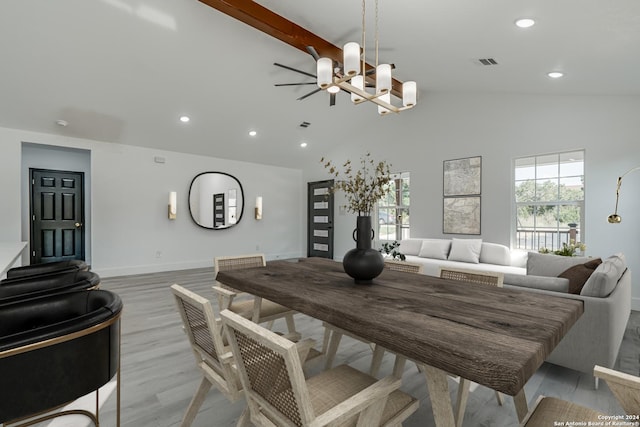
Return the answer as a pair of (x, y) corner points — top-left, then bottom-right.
(418, 239), (451, 260)
(581, 253), (626, 298)
(479, 242), (511, 266)
(448, 239), (482, 264)
(558, 258), (602, 294)
(398, 239), (424, 256)
(503, 273), (570, 293)
(526, 252), (591, 277)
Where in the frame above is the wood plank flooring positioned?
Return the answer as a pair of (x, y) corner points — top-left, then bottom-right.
(89, 267), (639, 427)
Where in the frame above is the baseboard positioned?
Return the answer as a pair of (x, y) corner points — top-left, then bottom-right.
(632, 297), (640, 312)
(265, 251), (305, 261)
(94, 260), (213, 278)
(93, 253), (305, 278)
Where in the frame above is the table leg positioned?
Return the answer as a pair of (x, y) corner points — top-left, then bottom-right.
(423, 365), (456, 427)
(392, 355), (407, 378)
(513, 389), (529, 423)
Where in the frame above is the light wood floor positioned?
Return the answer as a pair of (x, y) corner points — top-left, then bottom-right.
(91, 267), (639, 427)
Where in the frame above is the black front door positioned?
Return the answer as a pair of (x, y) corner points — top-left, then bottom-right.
(30, 168), (85, 264)
(307, 180), (334, 258)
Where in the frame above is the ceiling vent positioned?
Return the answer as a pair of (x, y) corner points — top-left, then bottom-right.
(299, 121), (311, 128)
(477, 58), (499, 66)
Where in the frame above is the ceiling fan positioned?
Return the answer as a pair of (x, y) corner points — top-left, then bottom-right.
(274, 46), (379, 106)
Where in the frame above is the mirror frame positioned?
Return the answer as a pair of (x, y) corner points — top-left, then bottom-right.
(188, 171), (245, 230)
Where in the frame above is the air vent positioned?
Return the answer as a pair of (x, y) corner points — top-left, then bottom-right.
(478, 58), (499, 66)
(299, 121), (311, 128)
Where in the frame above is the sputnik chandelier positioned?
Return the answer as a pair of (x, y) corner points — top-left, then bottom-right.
(315, 0), (417, 115)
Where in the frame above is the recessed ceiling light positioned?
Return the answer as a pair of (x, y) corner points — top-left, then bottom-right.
(179, 115), (190, 123)
(300, 142), (308, 148)
(55, 119), (68, 127)
(248, 130), (257, 137)
(515, 18), (535, 28)
(547, 72), (564, 79)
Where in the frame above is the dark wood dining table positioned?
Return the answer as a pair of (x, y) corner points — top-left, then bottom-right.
(216, 257), (584, 426)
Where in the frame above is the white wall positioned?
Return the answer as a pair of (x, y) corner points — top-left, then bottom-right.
(0, 126), (304, 277)
(302, 93), (640, 309)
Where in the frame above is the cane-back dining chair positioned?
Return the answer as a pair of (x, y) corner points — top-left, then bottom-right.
(212, 254), (299, 337)
(383, 259), (424, 274)
(171, 284), (248, 427)
(438, 266), (504, 287)
(521, 365), (640, 425)
(221, 309), (419, 427)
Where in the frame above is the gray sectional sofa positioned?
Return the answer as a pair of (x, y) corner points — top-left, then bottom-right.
(398, 238), (632, 384)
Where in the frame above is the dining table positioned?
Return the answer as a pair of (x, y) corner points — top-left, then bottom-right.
(215, 257), (584, 426)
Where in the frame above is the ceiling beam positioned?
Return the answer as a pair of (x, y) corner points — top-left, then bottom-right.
(197, 0), (404, 98)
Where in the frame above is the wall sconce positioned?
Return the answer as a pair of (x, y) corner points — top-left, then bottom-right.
(608, 166), (640, 224)
(255, 196), (262, 220)
(168, 191), (177, 220)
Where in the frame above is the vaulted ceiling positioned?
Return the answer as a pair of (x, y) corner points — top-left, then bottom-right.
(1, 0), (639, 168)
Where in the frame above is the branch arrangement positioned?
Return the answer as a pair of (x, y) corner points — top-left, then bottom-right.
(321, 153), (392, 216)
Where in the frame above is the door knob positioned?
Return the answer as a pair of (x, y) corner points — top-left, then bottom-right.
(75, 222), (83, 228)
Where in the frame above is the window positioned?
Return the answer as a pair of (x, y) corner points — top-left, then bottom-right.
(514, 151), (584, 252)
(378, 172), (410, 241)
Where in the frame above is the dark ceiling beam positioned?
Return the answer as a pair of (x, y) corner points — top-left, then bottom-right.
(197, 0), (404, 98)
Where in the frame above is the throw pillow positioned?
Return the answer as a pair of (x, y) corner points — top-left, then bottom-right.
(581, 253), (627, 297)
(399, 239), (424, 256)
(558, 258), (602, 294)
(448, 238), (482, 264)
(418, 239), (451, 260)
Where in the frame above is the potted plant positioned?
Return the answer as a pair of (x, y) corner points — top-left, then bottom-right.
(379, 240), (406, 261)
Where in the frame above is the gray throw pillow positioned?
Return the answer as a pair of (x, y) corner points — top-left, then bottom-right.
(526, 252), (591, 277)
(580, 253), (626, 298)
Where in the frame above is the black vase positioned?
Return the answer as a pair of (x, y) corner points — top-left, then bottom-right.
(342, 216), (384, 284)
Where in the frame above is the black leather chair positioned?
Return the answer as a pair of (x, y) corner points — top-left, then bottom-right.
(0, 270), (100, 303)
(0, 289), (122, 426)
(4, 259), (89, 280)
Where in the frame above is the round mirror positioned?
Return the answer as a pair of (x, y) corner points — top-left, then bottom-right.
(188, 172), (244, 229)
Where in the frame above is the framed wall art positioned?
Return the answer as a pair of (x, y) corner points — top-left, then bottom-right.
(443, 196), (481, 235)
(443, 156), (481, 196)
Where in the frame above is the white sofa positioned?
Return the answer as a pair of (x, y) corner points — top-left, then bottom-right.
(398, 238), (526, 277)
(397, 238), (632, 384)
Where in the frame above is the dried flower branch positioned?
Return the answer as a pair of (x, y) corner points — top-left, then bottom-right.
(321, 153), (392, 216)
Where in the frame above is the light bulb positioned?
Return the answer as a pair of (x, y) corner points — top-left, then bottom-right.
(343, 42), (361, 76)
(351, 75), (364, 103)
(317, 58), (333, 89)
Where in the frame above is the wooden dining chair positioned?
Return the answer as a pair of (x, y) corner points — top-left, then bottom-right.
(438, 266), (504, 287)
(438, 266), (505, 427)
(221, 308), (420, 427)
(323, 260), (423, 375)
(520, 365), (640, 425)
(212, 254), (299, 338)
(171, 284), (249, 427)
(384, 259), (425, 274)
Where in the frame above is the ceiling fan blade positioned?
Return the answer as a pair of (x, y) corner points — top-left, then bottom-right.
(306, 46), (320, 60)
(329, 92), (336, 106)
(274, 82), (317, 86)
(273, 63), (316, 79)
(297, 87), (322, 101)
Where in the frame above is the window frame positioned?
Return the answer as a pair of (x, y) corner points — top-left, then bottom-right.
(377, 172), (410, 242)
(512, 150), (585, 252)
